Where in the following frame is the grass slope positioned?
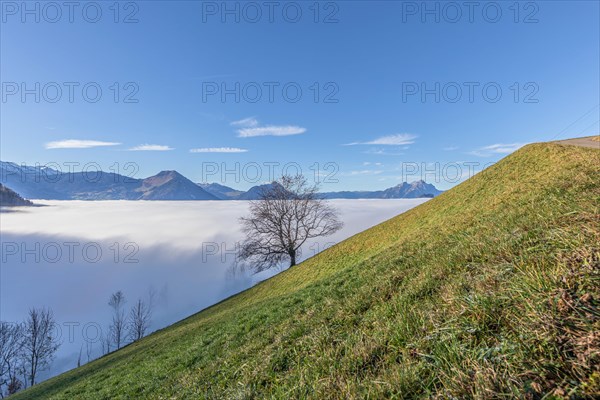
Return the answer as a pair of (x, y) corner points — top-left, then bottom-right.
(15, 143), (599, 399)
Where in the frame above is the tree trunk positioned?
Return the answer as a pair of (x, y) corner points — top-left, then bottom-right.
(289, 250), (296, 268)
(30, 352), (36, 387)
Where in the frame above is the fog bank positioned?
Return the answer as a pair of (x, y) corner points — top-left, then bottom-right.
(0, 199), (427, 381)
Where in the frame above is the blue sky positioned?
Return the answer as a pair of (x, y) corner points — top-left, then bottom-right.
(1, 0), (598, 191)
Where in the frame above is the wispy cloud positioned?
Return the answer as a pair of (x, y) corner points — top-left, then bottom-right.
(129, 144), (174, 151)
(470, 143), (526, 157)
(444, 146), (459, 151)
(364, 149), (406, 156)
(45, 140), (121, 149)
(230, 117), (258, 128)
(345, 133), (417, 146)
(190, 147), (248, 153)
(344, 170), (384, 176)
(231, 117), (306, 138)
(237, 125), (306, 138)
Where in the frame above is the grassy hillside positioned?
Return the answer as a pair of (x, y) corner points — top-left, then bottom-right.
(15, 142), (599, 399)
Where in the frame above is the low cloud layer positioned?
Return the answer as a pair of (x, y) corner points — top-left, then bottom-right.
(0, 199), (427, 381)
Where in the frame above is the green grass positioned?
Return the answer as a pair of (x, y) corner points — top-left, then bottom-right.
(14, 142), (599, 399)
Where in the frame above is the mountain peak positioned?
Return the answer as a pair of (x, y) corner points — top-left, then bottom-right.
(156, 170), (182, 177)
(139, 171), (218, 200)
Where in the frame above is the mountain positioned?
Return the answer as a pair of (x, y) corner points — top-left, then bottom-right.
(237, 182), (283, 200)
(0, 161), (69, 199)
(137, 171), (218, 200)
(0, 162), (217, 200)
(321, 180), (443, 199)
(381, 180), (442, 198)
(198, 182), (244, 200)
(0, 183), (33, 206)
(16, 141), (599, 398)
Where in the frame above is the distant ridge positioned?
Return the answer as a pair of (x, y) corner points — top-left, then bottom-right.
(1, 161), (442, 201)
(320, 180), (442, 199)
(0, 162), (217, 200)
(197, 182), (244, 200)
(0, 183), (33, 206)
(201, 180), (443, 200)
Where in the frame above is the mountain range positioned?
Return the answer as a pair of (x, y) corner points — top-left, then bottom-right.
(0, 161), (441, 201)
(0, 162), (217, 200)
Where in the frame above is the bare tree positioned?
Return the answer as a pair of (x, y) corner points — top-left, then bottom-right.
(239, 175), (343, 272)
(108, 291), (127, 350)
(129, 288), (155, 342)
(100, 333), (112, 355)
(0, 322), (24, 397)
(77, 345), (83, 368)
(21, 308), (60, 387)
(85, 340), (93, 363)
(127, 298), (151, 342)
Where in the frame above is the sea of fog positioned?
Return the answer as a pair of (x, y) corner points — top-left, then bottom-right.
(0, 199), (427, 381)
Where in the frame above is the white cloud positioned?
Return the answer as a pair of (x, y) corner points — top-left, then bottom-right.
(45, 140), (121, 149)
(231, 118), (306, 138)
(345, 170), (384, 176)
(444, 146), (459, 151)
(470, 143), (526, 157)
(345, 133), (417, 146)
(364, 149), (406, 156)
(129, 144), (174, 151)
(237, 125), (306, 138)
(230, 117), (258, 128)
(190, 147), (248, 153)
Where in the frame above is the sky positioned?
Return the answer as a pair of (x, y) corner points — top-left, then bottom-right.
(1, 0), (599, 191)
